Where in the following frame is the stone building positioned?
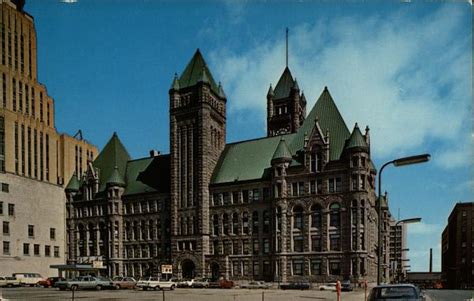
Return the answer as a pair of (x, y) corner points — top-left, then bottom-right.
(66, 49), (382, 283)
(442, 202), (473, 289)
(0, 0), (97, 277)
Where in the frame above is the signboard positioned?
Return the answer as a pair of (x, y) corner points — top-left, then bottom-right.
(161, 264), (173, 274)
(92, 260), (104, 269)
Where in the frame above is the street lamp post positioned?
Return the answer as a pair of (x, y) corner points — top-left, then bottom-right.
(377, 154), (430, 285)
(395, 218), (421, 283)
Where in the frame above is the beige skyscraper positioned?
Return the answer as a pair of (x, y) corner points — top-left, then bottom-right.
(0, 0), (97, 277)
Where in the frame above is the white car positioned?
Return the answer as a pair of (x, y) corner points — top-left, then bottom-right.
(13, 273), (44, 287)
(319, 283), (337, 291)
(137, 277), (176, 291)
(178, 279), (194, 288)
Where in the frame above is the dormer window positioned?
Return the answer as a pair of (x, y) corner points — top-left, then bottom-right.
(310, 152), (323, 172)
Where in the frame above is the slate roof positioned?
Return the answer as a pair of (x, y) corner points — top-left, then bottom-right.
(106, 166), (126, 187)
(178, 49), (220, 94)
(211, 86), (352, 184)
(124, 155), (170, 196)
(272, 138), (292, 161)
(344, 123), (368, 151)
(273, 67), (297, 99)
(65, 174), (80, 192)
(93, 132), (131, 192)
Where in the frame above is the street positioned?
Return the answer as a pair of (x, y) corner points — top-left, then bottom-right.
(0, 287), (366, 301)
(424, 290), (473, 301)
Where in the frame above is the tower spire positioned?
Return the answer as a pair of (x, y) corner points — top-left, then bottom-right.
(286, 27), (289, 68)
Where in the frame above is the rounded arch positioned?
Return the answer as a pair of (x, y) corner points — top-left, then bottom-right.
(181, 259), (196, 280)
(210, 261), (220, 281)
(329, 202), (341, 227)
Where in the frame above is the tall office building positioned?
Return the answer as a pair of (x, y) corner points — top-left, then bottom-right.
(442, 202), (474, 289)
(0, 0), (97, 277)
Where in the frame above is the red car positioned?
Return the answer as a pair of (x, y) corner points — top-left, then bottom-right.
(38, 277), (65, 288)
(219, 279), (234, 289)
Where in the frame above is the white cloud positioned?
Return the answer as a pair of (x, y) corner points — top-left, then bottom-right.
(209, 5), (472, 164)
(409, 222), (443, 235)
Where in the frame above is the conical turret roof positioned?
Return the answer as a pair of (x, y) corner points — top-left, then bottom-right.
(272, 138), (292, 162)
(93, 132), (131, 192)
(273, 67), (296, 99)
(106, 165), (126, 187)
(179, 49), (219, 93)
(344, 123), (369, 151)
(170, 73), (180, 90)
(65, 174), (80, 192)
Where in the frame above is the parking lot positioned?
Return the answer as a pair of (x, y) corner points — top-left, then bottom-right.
(0, 287), (367, 301)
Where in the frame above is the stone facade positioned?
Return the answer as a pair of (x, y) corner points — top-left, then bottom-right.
(65, 46), (383, 284)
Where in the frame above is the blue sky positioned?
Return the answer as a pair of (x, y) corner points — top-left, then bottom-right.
(26, 0), (472, 272)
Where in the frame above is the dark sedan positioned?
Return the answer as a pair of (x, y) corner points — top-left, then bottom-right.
(368, 284), (424, 301)
(280, 282), (310, 290)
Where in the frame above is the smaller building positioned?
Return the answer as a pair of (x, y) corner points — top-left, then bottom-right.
(389, 218), (409, 282)
(441, 202), (473, 289)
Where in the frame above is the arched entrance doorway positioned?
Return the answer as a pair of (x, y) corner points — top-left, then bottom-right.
(210, 262), (220, 281)
(181, 260), (196, 279)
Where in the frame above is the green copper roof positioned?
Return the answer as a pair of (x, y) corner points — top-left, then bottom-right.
(289, 87), (350, 160)
(211, 134), (295, 184)
(273, 67), (296, 99)
(211, 86), (353, 184)
(272, 138), (292, 161)
(93, 132), (131, 192)
(179, 49), (219, 93)
(170, 73), (180, 90)
(123, 155), (170, 196)
(106, 166), (126, 186)
(344, 123), (368, 151)
(65, 174), (80, 192)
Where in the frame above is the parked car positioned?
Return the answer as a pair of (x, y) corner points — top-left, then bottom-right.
(13, 273), (44, 286)
(240, 281), (270, 289)
(208, 280), (221, 288)
(136, 277), (176, 291)
(341, 280), (353, 292)
(0, 276), (7, 287)
(56, 276), (114, 291)
(219, 279), (234, 289)
(177, 279), (194, 288)
(112, 276), (136, 289)
(368, 284), (424, 301)
(319, 283), (337, 291)
(191, 278), (209, 288)
(4, 276), (21, 287)
(38, 277), (66, 288)
(280, 281), (311, 290)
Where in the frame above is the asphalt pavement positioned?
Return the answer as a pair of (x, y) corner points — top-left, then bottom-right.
(424, 290), (473, 301)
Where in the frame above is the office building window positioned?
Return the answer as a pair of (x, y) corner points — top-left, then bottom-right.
(40, 132), (43, 180)
(28, 225), (34, 238)
(12, 78), (16, 111)
(23, 243), (30, 255)
(45, 245), (51, 257)
(50, 228), (56, 240)
(8, 203), (14, 216)
(292, 260), (304, 276)
(27, 127), (31, 176)
(8, 31), (11, 66)
(310, 260), (321, 275)
(14, 122), (18, 173)
(33, 129), (37, 178)
(329, 261), (341, 275)
(1, 25), (4, 65)
(14, 32), (17, 69)
(293, 236), (304, 252)
(2, 221), (9, 235)
(31, 87), (35, 117)
(0, 201), (3, 214)
(34, 244), (40, 256)
(3, 241), (10, 254)
(0, 117), (3, 172)
(40, 92), (43, 121)
(21, 125), (25, 174)
(47, 103), (50, 126)
(20, 34), (24, 73)
(25, 84), (29, 114)
(45, 134), (49, 181)
(18, 81), (22, 112)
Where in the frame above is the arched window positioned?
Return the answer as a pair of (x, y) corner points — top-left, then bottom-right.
(263, 210), (270, 232)
(242, 212), (249, 234)
(310, 204), (322, 228)
(148, 220), (154, 239)
(293, 206), (304, 230)
(223, 213), (229, 235)
(213, 215), (219, 236)
(232, 213), (239, 234)
(252, 211), (259, 234)
(330, 203), (341, 227)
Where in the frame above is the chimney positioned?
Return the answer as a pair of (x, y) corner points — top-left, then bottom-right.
(429, 248), (433, 273)
(149, 150), (160, 157)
